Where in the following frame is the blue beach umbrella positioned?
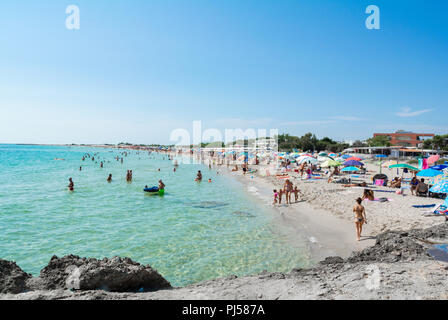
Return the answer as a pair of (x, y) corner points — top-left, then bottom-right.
(341, 166), (360, 172)
(417, 169), (444, 178)
(341, 154), (351, 159)
(344, 160), (364, 167)
(431, 165), (448, 171)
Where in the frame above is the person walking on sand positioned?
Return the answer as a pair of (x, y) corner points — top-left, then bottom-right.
(353, 198), (367, 241)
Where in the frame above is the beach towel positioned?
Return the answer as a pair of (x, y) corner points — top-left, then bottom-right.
(412, 204), (436, 208)
(374, 190), (397, 193)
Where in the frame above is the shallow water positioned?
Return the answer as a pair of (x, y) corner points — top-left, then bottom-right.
(0, 144), (310, 286)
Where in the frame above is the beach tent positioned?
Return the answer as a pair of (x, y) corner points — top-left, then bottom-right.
(341, 166), (360, 172)
(344, 160), (364, 167)
(373, 173), (388, 186)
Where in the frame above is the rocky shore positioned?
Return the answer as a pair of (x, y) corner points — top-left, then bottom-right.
(2, 223), (448, 300)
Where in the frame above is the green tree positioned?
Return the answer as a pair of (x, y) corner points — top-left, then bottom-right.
(366, 136), (391, 147)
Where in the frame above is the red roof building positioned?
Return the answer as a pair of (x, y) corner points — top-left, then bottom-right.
(373, 131), (434, 147)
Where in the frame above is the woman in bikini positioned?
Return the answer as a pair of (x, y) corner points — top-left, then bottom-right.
(353, 198), (367, 241)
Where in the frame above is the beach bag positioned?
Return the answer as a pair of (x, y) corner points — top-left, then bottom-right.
(375, 179), (384, 186)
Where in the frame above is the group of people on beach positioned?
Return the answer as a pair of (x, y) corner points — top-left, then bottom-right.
(273, 179), (300, 205)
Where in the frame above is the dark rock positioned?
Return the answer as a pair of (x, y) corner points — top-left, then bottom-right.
(38, 255), (171, 292)
(319, 256), (344, 265)
(0, 259), (31, 294)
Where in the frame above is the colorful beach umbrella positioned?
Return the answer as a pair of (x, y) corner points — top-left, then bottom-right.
(341, 166), (360, 172)
(341, 154), (351, 159)
(430, 180), (448, 194)
(388, 164), (419, 171)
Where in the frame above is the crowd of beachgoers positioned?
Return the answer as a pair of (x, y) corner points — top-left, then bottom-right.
(63, 144), (448, 243)
(163, 147), (448, 241)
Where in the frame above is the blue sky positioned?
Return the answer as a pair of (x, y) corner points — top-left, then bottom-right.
(0, 0), (447, 144)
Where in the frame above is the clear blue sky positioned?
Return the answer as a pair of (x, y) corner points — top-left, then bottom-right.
(0, 0), (447, 144)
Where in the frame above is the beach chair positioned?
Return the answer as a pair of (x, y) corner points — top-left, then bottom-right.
(422, 198), (448, 217)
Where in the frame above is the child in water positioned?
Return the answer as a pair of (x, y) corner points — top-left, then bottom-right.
(273, 189), (278, 205)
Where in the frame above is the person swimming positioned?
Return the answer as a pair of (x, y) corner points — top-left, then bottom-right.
(68, 178), (74, 191)
(158, 180), (165, 190)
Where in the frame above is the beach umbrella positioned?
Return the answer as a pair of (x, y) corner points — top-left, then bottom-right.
(344, 160), (364, 167)
(321, 159), (342, 168)
(417, 169), (444, 178)
(431, 164), (448, 171)
(388, 164), (419, 171)
(429, 180), (448, 194)
(318, 152), (328, 157)
(341, 154), (352, 159)
(427, 155), (440, 165)
(417, 169), (444, 185)
(329, 153), (337, 157)
(375, 154), (388, 158)
(341, 166), (360, 172)
(297, 156), (318, 164)
(346, 156), (362, 161)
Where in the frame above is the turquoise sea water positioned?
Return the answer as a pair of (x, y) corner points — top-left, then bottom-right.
(0, 144), (309, 286)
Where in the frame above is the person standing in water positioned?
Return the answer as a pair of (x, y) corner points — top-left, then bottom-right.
(196, 170), (202, 182)
(158, 180), (165, 191)
(68, 178), (74, 191)
(107, 174), (112, 183)
(353, 198), (367, 241)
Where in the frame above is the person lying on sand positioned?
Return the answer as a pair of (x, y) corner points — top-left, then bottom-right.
(353, 197), (367, 241)
(343, 182), (368, 188)
(361, 189), (375, 201)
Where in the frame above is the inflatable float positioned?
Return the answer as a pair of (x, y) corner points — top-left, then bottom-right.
(144, 187), (165, 196)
